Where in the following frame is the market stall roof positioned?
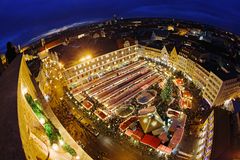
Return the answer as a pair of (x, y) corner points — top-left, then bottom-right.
(94, 109), (109, 121)
(131, 128), (144, 141)
(140, 134), (161, 149)
(82, 100), (93, 110)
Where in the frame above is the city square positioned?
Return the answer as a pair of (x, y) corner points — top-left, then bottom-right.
(0, 5), (239, 159)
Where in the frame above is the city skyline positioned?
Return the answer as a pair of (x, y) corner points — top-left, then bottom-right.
(0, 0), (240, 51)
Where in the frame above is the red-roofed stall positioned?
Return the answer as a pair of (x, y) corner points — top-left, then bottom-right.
(131, 128), (144, 141)
(82, 100), (93, 110)
(140, 134), (161, 149)
(125, 129), (134, 136)
(94, 108), (109, 121)
(168, 128), (184, 149)
(158, 132), (169, 144)
(119, 116), (138, 132)
(157, 145), (172, 154)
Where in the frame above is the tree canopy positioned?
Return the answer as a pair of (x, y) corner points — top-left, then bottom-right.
(160, 77), (173, 103)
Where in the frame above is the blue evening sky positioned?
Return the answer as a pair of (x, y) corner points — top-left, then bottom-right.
(0, 0), (239, 52)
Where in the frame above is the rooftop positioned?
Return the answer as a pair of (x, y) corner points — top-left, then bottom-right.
(51, 37), (119, 67)
(0, 55), (25, 160)
(201, 61), (239, 80)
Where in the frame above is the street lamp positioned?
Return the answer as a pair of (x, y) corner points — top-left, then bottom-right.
(59, 139), (65, 146)
(80, 54), (92, 62)
(80, 57), (86, 62)
(39, 117), (46, 125)
(52, 143), (59, 151)
(86, 55), (92, 59)
(21, 85), (28, 95)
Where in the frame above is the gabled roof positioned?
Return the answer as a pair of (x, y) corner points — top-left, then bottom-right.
(165, 43), (175, 53)
(38, 39), (64, 52)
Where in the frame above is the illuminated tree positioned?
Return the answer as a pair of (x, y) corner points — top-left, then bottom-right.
(160, 77), (173, 103)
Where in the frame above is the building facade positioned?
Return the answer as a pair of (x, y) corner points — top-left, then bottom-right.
(60, 44), (240, 107)
(203, 73), (240, 106)
(63, 45), (139, 89)
(18, 55), (92, 160)
(138, 45), (240, 107)
(196, 110), (214, 160)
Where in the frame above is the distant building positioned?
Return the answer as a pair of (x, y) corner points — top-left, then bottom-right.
(151, 31), (169, 41)
(0, 54), (7, 65)
(0, 58), (4, 75)
(116, 38), (136, 48)
(167, 25), (174, 31)
(38, 39), (64, 59)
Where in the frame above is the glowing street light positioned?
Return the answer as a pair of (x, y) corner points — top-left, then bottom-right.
(39, 117), (46, 125)
(59, 139), (65, 146)
(80, 57), (86, 62)
(21, 85), (28, 95)
(80, 54), (92, 62)
(58, 62), (64, 68)
(52, 143), (59, 151)
(86, 55), (92, 59)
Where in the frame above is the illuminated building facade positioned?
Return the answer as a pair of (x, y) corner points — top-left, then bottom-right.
(136, 45), (240, 107)
(61, 44), (240, 107)
(196, 110), (214, 160)
(63, 45), (139, 89)
(203, 73), (240, 106)
(7, 55), (92, 160)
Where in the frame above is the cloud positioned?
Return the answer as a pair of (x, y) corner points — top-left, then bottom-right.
(27, 20), (98, 44)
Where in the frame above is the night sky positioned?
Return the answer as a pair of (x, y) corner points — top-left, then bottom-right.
(0, 0), (240, 52)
